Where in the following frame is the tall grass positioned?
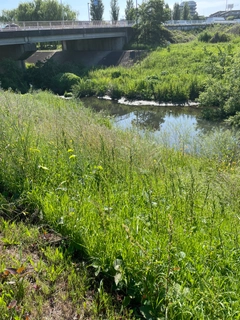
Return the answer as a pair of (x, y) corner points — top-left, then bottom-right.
(73, 40), (239, 104)
(1, 90), (240, 318)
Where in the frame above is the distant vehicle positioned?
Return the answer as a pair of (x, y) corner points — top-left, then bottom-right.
(3, 23), (20, 29)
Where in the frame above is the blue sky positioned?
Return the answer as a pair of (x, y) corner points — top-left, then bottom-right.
(0, 1), (237, 21)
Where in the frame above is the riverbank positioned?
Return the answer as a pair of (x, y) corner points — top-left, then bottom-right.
(1, 90), (240, 318)
(102, 95), (200, 107)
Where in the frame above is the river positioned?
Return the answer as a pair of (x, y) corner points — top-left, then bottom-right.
(81, 97), (239, 156)
(81, 97), (224, 134)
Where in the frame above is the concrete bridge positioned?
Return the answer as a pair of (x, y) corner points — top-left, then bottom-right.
(0, 20), (134, 67)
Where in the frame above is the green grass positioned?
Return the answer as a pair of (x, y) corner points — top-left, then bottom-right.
(0, 217), (136, 319)
(71, 36), (240, 105)
(1, 89), (240, 318)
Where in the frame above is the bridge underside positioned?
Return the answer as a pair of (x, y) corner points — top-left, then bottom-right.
(0, 37), (127, 68)
(0, 26), (134, 68)
(0, 43), (37, 68)
(63, 37), (126, 51)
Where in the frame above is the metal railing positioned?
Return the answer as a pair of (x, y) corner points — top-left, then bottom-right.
(164, 19), (240, 26)
(0, 20), (135, 31)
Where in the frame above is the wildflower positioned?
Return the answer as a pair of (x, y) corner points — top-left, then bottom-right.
(94, 165), (103, 171)
(38, 165), (49, 170)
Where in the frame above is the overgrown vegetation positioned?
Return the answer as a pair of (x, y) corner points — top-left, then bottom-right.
(1, 90), (240, 318)
(1, 25), (240, 126)
(0, 217), (134, 319)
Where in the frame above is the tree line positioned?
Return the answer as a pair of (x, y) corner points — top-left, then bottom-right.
(0, 0), (202, 23)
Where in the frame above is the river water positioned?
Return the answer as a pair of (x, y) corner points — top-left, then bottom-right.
(81, 97), (238, 156)
(81, 97), (224, 135)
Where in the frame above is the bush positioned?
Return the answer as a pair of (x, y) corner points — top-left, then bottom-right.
(198, 31), (212, 42)
(72, 78), (96, 98)
(0, 59), (29, 93)
(26, 59), (61, 90)
(225, 112), (240, 127)
(51, 72), (81, 95)
(210, 32), (231, 43)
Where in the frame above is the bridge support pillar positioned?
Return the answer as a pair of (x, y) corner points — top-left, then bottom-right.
(0, 43), (37, 68)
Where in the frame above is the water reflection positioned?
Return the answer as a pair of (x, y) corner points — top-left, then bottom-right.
(81, 97), (224, 136)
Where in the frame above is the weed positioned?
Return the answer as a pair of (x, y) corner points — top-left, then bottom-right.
(0, 90), (240, 318)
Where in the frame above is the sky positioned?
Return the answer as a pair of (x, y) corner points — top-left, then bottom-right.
(0, 0), (238, 21)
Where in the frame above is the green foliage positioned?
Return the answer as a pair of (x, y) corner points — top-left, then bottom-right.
(72, 78), (96, 98)
(72, 42), (212, 102)
(51, 72), (80, 95)
(0, 59), (28, 93)
(26, 59), (61, 90)
(0, 218), (129, 319)
(90, 0), (104, 21)
(198, 31), (231, 43)
(1, 90), (240, 318)
(225, 111), (240, 127)
(25, 59), (85, 91)
(125, 0), (135, 21)
(0, 0), (76, 22)
(209, 32), (231, 43)
(199, 44), (240, 121)
(181, 2), (190, 20)
(198, 31), (212, 42)
(137, 0), (170, 46)
(110, 0), (120, 21)
(172, 3), (181, 20)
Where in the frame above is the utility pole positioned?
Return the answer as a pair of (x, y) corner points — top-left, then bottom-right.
(88, 2), (90, 21)
(60, 0), (64, 23)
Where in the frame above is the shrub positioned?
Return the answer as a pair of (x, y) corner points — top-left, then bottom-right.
(210, 32), (231, 43)
(225, 111), (240, 127)
(198, 31), (212, 42)
(107, 83), (122, 100)
(0, 59), (29, 93)
(51, 72), (81, 95)
(72, 78), (96, 98)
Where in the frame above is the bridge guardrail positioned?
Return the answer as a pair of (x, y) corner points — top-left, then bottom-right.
(164, 19), (240, 26)
(0, 20), (135, 31)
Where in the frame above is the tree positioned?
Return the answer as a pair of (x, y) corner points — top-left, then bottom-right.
(172, 3), (181, 20)
(0, 10), (17, 22)
(164, 3), (171, 21)
(181, 2), (190, 20)
(192, 12), (201, 20)
(0, 0), (77, 22)
(90, 0), (104, 21)
(137, 0), (170, 46)
(125, 0), (135, 21)
(110, 0), (120, 22)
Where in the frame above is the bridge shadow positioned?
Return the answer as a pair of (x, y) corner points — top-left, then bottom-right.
(26, 50), (147, 68)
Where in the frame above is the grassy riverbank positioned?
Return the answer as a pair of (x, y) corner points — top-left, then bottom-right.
(1, 90), (240, 318)
(72, 25), (240, 106)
